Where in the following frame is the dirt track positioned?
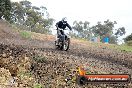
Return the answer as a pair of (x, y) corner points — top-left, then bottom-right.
(0, 20), (132, 88)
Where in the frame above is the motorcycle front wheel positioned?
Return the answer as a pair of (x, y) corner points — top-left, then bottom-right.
(62, 38), (70, 51)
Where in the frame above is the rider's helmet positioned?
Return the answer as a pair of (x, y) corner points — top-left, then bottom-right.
(61, 17), (67, 22)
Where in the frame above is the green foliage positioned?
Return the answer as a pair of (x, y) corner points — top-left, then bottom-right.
(115, 27), (126, 38)
(18, 72), (32, 79)
(102, 43), (132, 52)
(109, 35), (118, 44)
(89, 41), (132, 52)
(34, 83), (43, 88)
(20, 31), (31, 39)
(117, 44), (132, 52)
(72, 21), (91, 40)
(33, 55), (47, 63)
(91, 19), (125, 44)
(10, 0), (54, 34)
(124, 33), (132, 42)
(91, 19), (115, 37)
(72, 19), (125, 44)
(124, 33), (132, 46)
(0, 0), (11, 21)
(126, 41), (132, 46)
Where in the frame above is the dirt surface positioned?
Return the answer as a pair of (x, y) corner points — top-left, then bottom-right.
(0, 20), (132, 88)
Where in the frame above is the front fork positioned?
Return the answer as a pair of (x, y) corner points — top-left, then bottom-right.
(55, 35), (65, 44)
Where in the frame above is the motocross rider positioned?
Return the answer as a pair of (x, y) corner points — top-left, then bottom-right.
(55, 17), (72, 45)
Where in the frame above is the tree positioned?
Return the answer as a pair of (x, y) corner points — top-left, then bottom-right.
(20, 0), (31, 8)
(0, 0), (11, 21)
(124, 33), (132, 46)
(11, 2), (25, 24)
(124, 33), (132, 42)
(92, 20), (115, 37)
(109, 35), (118, 44)
(115, 27), (126, 38)
(91, 19), (126, 44)
(72, 21), (91, 40)
(10, 0), (54, 34)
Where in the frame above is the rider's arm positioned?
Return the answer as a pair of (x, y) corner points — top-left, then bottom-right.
(66, 22), (72, 30)
(55, 22), (59, 27)
(56, 21), (60, 30)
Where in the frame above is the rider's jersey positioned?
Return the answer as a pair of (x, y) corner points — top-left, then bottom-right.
(56, 21), (72, 30)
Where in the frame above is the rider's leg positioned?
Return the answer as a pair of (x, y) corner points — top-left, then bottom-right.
(56, 30), (61, 45)
(56, 29), (65, 45)
(60, 30), (65, 41)
(60, 30), (64, 35)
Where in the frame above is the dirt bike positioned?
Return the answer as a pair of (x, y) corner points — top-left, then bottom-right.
(55, 29), (70, 51)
